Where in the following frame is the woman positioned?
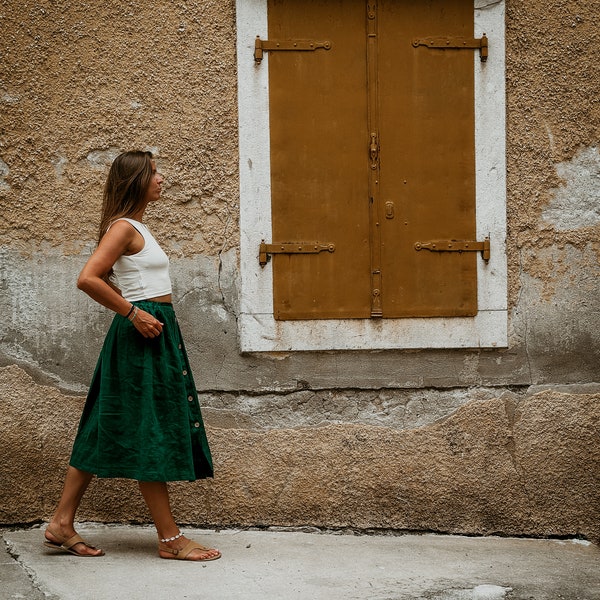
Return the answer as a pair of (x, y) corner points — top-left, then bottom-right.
(44, 150), (221, 561)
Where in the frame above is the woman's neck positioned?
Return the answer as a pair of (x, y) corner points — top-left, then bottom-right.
(130, 205), (148, 222)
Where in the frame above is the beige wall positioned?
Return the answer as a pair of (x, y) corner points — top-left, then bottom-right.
(506, 1), (600, 305)
(1, 1), (599, 542)
(0, 0), (239, 257)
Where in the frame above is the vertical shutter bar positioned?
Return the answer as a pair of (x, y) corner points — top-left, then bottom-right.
(367, 1), (383, 318)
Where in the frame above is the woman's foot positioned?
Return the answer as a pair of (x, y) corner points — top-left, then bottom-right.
(158, 535), (221, 561)
(44, 524), (104, 557)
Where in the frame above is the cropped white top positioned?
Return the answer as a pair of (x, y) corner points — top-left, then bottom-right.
(109, 218), (172, 301)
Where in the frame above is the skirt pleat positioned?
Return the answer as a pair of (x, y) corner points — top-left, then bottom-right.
(70, 301), (213, 482)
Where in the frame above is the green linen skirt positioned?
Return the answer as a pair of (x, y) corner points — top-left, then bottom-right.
(70, 301), (213, 482)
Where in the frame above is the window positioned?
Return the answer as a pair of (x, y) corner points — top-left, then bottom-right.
(237, 0), (507, 351)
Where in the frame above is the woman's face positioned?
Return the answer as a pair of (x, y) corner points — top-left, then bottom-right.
(144, 161), (164, 203)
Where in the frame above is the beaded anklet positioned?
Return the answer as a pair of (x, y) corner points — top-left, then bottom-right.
(160, 531), (184, 543)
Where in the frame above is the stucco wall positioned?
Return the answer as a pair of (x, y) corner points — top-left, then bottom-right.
(1, 0), (599, 542)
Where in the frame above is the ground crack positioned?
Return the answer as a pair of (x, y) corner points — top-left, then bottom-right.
(3, 536), (55, 599)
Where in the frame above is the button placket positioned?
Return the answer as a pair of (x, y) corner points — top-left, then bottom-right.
(182, 364), (199, 431)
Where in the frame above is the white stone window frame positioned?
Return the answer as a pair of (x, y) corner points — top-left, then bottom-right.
(236, 0), (507, 352)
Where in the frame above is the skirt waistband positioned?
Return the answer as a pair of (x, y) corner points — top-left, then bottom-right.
(132, 300), (173, 307)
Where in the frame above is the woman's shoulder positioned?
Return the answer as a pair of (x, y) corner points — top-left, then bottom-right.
(108, 217), (142, 229)
(102, 219), (142, 245)
(106, 218), (147, 237)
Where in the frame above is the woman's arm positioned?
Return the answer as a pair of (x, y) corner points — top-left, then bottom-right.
(77, 220), (137, 316)
(77, 220), (163, 338)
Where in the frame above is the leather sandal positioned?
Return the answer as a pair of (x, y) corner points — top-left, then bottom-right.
(43, 527), (105, 557)
(158, 539), (221, 561)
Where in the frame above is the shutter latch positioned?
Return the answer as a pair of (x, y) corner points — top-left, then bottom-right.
(412, 34), (488, 62)
(254, 36), (332, 63)
(414, 237), (490, 262)
(259, 241), (336, 267)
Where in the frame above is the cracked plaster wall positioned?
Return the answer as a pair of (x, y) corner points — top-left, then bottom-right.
(1, 365), (599, 542)
(0, 0), (599, 540)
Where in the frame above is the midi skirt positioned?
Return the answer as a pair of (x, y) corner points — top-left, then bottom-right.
(70, 301), (213, 482)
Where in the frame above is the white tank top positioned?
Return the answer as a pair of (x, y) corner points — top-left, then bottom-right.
(108, 218), (172, 301)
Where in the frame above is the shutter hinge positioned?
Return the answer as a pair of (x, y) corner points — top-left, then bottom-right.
(259, 240), (336, 267)
(412, 33), (489, 62)
(414, 237), (490, 262)
(254, 36), (332, 63)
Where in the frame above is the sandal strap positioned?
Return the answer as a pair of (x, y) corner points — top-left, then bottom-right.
(158, 541), (179, 556)
(158, 540), (214, 559)
(62, 534), (99, 551)
(179, 540), (207, 559)
(62, 534), (85, 550)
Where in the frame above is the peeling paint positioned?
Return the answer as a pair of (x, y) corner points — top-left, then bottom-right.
(543, 146), (600, 230)
(1, 92), (19, 104)
(85, 148), (122, 170)
(475, 0), (504, 9)
(0, 158), (9, 190)
(51, 153), (68, 177)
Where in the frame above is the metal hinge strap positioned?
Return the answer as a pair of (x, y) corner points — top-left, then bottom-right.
(412, 34), (489, 62)
(414, 237), (490, 262)
(254, 36), (332, 63)
(259, 240), (335, 267)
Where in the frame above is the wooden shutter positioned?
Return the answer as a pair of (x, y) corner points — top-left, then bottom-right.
(268, 0), (371, 320)
(378, 0), (478, 316)
(267, 0), (479, 320)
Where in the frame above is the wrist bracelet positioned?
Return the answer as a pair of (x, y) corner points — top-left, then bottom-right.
(128, 306), (139, 322)
(125, 305), (135, 319)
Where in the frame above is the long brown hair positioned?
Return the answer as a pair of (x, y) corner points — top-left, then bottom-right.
(98, 150), (154, 243)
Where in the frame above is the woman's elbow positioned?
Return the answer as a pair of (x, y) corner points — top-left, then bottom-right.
(77, 273), (94, 293)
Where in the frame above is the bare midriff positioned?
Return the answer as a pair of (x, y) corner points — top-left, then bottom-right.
(147, 294), (172, 303)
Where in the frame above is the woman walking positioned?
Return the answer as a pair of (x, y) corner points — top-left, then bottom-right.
(44, 150), (220, 561)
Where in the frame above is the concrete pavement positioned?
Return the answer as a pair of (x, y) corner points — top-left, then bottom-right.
(1, 524), (599, 600)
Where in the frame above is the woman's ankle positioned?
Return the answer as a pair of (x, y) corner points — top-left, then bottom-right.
(46, 518), (76, 536)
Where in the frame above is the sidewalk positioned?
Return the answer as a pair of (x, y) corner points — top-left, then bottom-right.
(2, 524), (599, 600)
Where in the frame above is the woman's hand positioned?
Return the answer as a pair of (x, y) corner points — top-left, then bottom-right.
(131, 308), (164, 339)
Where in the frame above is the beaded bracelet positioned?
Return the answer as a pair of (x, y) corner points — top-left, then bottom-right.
(128, 306), (139, 322)
(125, 304), (135, 319)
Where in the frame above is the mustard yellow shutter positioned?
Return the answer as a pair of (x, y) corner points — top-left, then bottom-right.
(267, 0), (479, 319)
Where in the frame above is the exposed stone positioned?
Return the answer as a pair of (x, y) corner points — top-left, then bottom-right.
(0, 157), (9, 190)
(200, 387), (522, 432)
(1, 366), (598, 544)
(542, 146), (600, 230)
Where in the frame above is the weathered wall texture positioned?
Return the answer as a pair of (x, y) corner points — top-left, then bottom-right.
(0, 0), (238, 257)
(2, 365), (599, 543)
(1, 0), (599, 542)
